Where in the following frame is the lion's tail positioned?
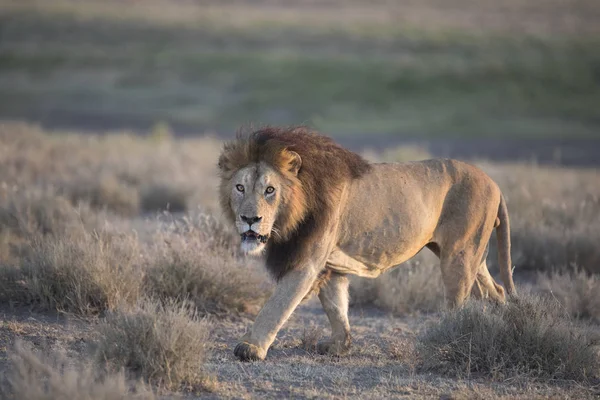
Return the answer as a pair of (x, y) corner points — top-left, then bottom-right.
(495, 194), (516, 296)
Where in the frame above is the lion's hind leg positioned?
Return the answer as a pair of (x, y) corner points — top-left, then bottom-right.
(470, 260), (506, 303)
(440, 248), (479, 309)
(317, 271), (352, 356)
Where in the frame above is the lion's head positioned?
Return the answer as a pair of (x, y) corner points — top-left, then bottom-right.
(217, 127), (371, 273)
(217, 130), (308, 255)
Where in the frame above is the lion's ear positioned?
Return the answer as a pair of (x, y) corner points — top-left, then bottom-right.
(286, 151), (302, 176)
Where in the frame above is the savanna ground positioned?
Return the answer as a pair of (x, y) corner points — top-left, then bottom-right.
(1, 0), (600, 398)
(0, 123), (599, 399)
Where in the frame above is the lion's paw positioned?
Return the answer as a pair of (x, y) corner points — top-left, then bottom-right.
(317, 338), (351, 356)
(234, 342), (266, 362)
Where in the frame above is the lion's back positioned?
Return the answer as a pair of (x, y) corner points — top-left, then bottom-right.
(342, 158), (501, 235)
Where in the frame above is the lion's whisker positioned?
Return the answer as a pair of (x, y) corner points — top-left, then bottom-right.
(270, 227), (282, 240)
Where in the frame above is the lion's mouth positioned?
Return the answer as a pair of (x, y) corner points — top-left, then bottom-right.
(241, 230), (269, 244)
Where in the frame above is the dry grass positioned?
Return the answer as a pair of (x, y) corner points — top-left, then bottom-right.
(300, 325), (323, 354)
(419, 294), (599, 382)
(20, 228), (144, 316)
(140, 184), (189, 214)
(387, 337), (419, 374)
(1, 341), (156, 400)
(144, 214), (271, 316)
(96, 300), (212, 391)
(482, 163), (600, 274)
(0, 188), (97, 269)
(68, 175), (141, 217)
(537, 268), (600, 323)
(0, 121), (222, 217)
(0, 122), (268, 318)
(1, 209), (270, 317)
(2, 122), (600, 398)
(0, 189), (93, 238)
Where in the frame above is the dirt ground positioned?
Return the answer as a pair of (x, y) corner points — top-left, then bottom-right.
(1, 295), (597, 399)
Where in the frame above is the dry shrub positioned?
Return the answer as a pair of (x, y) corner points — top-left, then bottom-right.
(419, 294), (599, 382)
(0, 123), (268, 318)
(537, 268), (600, 322)
(0, 341), (155, 400)
(349, 252), (444, 315)
(96, 300), (211, 391)
(0, 188), (101, 264)
(21, 228), (143, 315)
(0, 121), (222, 218)
(67, 175), (140, 217)
(144, 214), (271, 315)
(0, 189), (85, 237)
(0, 188), (105, 303)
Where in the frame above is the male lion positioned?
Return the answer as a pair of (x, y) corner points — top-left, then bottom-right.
(218, 126), (515, 362)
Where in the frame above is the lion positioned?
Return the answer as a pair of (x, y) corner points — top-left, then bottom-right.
(218, 126), (516, 362)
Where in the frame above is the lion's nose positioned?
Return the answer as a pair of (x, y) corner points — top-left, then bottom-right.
(240, 215), (262, 226)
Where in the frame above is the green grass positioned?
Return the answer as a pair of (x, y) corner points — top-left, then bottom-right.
(0, 3), (599, 138)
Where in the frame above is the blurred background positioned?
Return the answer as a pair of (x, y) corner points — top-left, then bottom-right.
(1, 0), (599, 165)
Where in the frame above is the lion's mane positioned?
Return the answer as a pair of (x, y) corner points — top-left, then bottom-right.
(218, 126), (371, 279)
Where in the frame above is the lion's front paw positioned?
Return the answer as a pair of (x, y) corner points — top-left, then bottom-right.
(234, 342), (266, 362)
(317, 337), (351, 356)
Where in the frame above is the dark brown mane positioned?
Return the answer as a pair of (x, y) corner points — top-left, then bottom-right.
(250, 126), (371, 181)
(218, 125), (371, 280)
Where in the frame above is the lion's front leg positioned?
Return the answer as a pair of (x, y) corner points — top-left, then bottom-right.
(317, 271), (351, 356)
(234, 267), (319, 361)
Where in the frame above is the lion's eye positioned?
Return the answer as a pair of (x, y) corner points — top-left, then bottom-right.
(235, 184), (245, 193)
(265, 186), (275, 194)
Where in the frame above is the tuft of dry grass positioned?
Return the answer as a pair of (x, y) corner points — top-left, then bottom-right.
(418, 294), (599, 382)
(0, 188), (101, 266)
(96, 300), (212, 391)
(0, 189), (87, 238)
(537, 268), (600, 323)
(1, 341), (156, 400)
(68, 175), (141, 217)
(20, 228), (143, 315)
(386, 337), (419, 375)
(144, 214), (271, 316)
(350, 253), (444, 315)
(300, 325), (323, 354)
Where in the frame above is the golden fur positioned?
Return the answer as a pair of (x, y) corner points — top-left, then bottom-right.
(218, 126), (516, 361)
